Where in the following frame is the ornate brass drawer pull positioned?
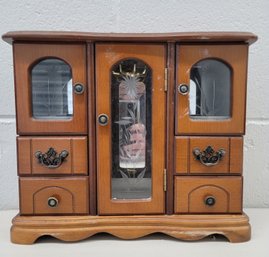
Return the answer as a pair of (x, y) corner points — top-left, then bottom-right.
(35, 147), (69, 168)
(193, 146), (226, 166)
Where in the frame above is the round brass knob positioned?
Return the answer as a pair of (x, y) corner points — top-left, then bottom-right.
(47, 196), (59, 208)
(74, 83), (85, 94)
(98, 114), (109, 126)
(204, 196), (216, 206)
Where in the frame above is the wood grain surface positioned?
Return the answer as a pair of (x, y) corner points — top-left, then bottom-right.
(174, 176), (242, 213)
(17, 136), (88, 175)
(11, 213), (251, 244)
(174, 136), (243, 174)
(3, 31), (257, 45)
(19, 177), (89, 215)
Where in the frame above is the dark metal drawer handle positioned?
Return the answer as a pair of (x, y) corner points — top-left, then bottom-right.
(193, 146), (226, 166)
(35, 147), (69, 169)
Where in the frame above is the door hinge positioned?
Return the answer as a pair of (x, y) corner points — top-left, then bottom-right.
(164, 68), (168, 92)
(163, 168), (167, 192)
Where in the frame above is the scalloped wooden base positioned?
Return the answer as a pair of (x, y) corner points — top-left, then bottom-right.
(11, 213), (251, 244)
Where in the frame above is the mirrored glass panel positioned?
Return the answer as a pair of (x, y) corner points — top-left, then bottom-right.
(31, 58), (73, 119)
(189, 59), (231, 119)
(111, 59), (152, 200)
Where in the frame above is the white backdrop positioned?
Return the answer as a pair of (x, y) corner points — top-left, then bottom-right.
(0, 0), (268, 210)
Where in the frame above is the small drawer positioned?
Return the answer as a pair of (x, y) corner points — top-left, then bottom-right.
(174, 136), (243, 174)
(174, 176), (242, 214)
(19, 177), (89, 215)
(17, 136), (88, 175)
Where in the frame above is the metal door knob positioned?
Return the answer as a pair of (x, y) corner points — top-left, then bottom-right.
(47, 196), (59, 208)
(204, 196), (216, 206)
(74, 83), (85, 94)
(178, 84), (189, 95)
(98, 114), (109, 126)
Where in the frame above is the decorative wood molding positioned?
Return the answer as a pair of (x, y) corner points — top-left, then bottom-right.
(11, 213), (250, 244)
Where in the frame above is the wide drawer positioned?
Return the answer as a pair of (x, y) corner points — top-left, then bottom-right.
(174, 137), (243, 174)
(174, 176), (242, 214)
(19, 177), (89, 215)
(17, 136), (88, 175)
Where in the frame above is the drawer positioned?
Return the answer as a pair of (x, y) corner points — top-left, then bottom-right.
(174, 176), (242, 214)
(19, 177), (89, 215)
(17, 136), (88, 175)
(174, 137), (243, 174)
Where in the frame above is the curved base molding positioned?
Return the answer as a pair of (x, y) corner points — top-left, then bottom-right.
(11, 213), (251, 244)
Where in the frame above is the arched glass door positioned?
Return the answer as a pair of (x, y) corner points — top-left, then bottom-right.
(13, 43), (87, 134)
(96, 43), (166, 215)
(176, 44), (248, 134)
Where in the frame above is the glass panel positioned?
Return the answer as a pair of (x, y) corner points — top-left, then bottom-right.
(189, 59), (231, 119)
(111, 59), (152, 200)
(31, 58), (73, 119)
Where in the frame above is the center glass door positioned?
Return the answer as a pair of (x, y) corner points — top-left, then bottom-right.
(96, 44), (166, 215)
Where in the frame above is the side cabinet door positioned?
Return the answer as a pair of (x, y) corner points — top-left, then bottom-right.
(14, 43), (87, 134)
(96, 44), (166, 215)
(175, 45), (248, 135)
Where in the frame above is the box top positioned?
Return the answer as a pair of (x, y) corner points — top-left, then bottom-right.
(2, 31), (257, 45)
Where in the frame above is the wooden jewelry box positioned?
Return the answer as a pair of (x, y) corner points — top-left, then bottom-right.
(2, 31), (257, 244)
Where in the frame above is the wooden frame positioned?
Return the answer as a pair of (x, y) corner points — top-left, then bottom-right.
(175, 44), (248, 135)
(13, 43), (87, 135)
(96, 43), (166, 215)
(166, 43), (176, 214)
(87, 43), (97, 215)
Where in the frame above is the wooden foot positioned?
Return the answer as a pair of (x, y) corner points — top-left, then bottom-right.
(11, 213), (251, 244)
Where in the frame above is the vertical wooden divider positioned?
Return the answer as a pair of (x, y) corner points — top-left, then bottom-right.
(166, 42), (176, 214)
(87, 42), (97, 215)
